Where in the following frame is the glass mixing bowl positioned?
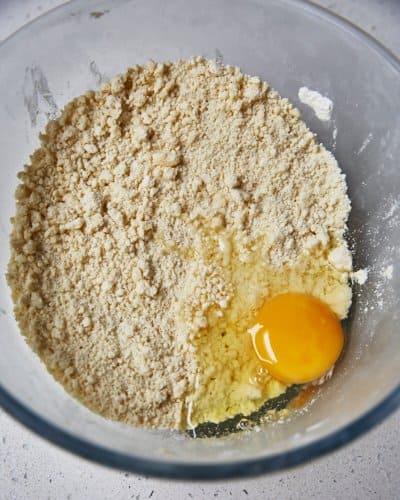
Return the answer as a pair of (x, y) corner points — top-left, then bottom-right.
(0, 0), (399, 480)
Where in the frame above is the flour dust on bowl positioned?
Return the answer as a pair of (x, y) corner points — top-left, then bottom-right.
(0, 0), (399, 480)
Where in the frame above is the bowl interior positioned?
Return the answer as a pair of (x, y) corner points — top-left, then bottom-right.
(0, 0), (399, 478)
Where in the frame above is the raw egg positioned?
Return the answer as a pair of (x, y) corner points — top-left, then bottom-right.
(249, 293), (344, 384)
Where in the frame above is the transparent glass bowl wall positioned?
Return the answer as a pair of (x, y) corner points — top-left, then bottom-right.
(0, 0), (399, 479)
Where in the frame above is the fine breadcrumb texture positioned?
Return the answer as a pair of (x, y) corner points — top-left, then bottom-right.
(7, 57), (352, 430)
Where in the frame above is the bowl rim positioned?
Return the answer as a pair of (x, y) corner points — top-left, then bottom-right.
(1, 383), (399, 479)
(1, 0), (400, 480)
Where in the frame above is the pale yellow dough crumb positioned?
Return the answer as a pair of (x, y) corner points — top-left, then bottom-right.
(7, 57), (352, 430)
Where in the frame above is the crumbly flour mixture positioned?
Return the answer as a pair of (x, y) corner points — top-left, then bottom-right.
(7, 58), (352, 430)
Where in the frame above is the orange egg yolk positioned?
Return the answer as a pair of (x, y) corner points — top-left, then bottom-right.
(249, 293), (344, 384)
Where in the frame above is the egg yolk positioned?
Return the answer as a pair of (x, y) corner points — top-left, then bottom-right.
(249, 293), (344, 384)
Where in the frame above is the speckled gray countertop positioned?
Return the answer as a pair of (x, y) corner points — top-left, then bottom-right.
(1, 1), (399, 498)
